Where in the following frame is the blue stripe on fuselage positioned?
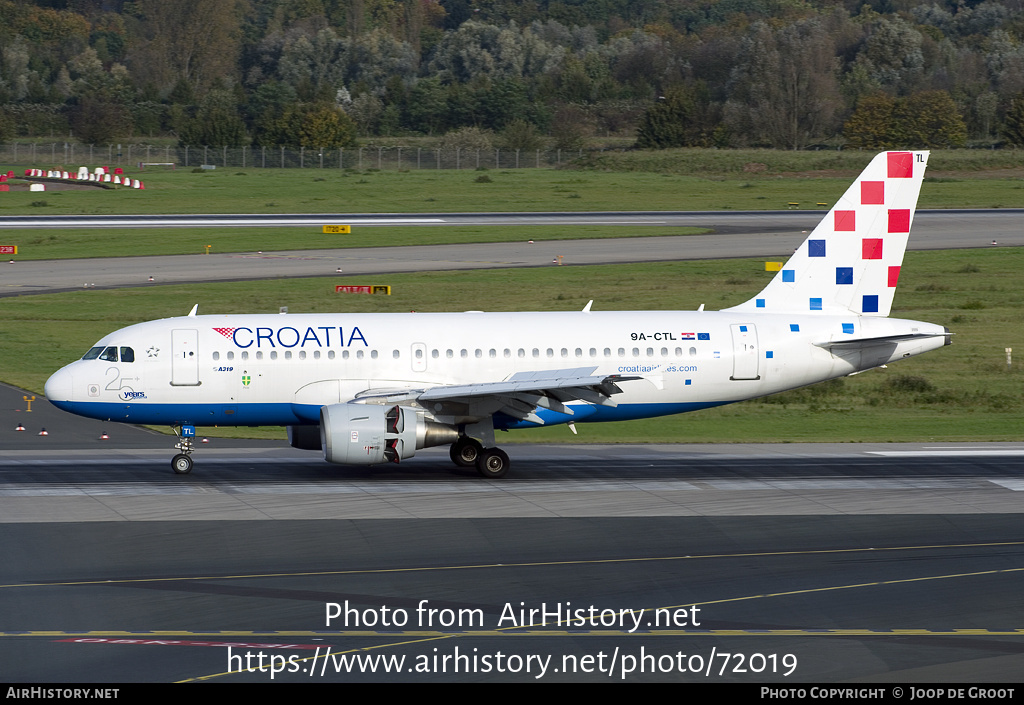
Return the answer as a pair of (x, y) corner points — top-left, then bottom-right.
(48, 399), (730, 428)
(48, 399), (322, 426)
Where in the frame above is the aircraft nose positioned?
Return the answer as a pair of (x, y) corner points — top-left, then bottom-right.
(44, 365), (74, 403)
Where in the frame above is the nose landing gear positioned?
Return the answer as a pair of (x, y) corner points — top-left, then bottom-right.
(171, 424), (196, 475)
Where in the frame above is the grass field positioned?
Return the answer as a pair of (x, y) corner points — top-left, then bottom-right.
(4, 248), (1022, 444)
(1, 148), (1022, 220)
(0, 225), (708, 261)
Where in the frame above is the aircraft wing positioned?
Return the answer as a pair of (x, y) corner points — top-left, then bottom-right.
(355, 367), (642, 424)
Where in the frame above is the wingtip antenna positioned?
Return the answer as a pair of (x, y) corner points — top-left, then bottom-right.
(582, 300), (593, 312)
(187, 304), (198, 317)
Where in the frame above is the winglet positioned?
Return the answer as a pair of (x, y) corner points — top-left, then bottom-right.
(726, 151), (928, 317)
(582, 300), (593, 312)
(187, 304), (198, 317)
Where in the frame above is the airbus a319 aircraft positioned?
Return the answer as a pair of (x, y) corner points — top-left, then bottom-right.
(45, 150), (949, 478)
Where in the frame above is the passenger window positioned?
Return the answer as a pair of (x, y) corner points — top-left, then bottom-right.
(99, 346), (118, 362)
(213, 352), (220, 361)
(119, 347), (135, 363)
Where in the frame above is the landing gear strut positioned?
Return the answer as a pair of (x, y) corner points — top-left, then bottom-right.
(171, 425), (195, 475)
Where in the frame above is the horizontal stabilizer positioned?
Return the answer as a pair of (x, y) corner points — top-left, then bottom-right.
(815, 331), (950, 351)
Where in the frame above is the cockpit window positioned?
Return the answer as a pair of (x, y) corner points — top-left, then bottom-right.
(120, 347), (135, 363)
(82, 346), (104, 360)
(98, 346), (118, 362)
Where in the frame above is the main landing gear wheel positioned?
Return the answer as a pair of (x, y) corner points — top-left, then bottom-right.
(171, 453), (194, 475)
(475, 448), (510, 479)
(450, 437), (483, 467)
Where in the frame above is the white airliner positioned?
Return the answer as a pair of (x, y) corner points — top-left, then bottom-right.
(45, 151), (949, 478)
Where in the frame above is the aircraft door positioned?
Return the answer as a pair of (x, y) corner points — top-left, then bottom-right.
(171, 329), (201, 386)
(411, 343), (427, 372)
(730, 323), (760, 380)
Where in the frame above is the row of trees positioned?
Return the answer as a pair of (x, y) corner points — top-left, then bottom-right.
(3, 1), (1024, 149)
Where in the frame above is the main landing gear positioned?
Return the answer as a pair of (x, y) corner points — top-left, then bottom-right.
(171, 424), (196, 475)
(449, 436), (511, 479)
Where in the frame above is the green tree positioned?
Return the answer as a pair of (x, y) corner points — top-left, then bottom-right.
(1003, 92), (1024, 147)
(72, 97), (132, 144)
(296, 103), (357, 148)
(893, 90), (966, 148)
(635, 84), (718, 148)
(177, 90), (248, 146)
(845, 91), (966, 149)
(844, 93), (897, 150)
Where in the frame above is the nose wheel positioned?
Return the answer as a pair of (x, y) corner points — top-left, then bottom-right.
(172, 453), (194, 474)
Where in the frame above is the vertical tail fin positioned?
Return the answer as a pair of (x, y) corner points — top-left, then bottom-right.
(726, 151), (929, 317)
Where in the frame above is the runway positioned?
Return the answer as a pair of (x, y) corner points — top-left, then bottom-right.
(1, 210), (1020, 296)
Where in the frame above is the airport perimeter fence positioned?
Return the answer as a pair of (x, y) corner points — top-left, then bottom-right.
(0, 143), (588, 171)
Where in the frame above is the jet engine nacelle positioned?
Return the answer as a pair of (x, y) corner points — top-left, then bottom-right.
(319, 403), (458, 465)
